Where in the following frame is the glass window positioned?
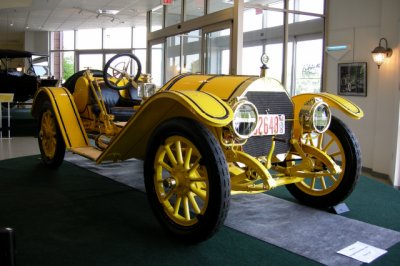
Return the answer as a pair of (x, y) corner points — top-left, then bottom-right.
(78, 54), (103, 71)
(265, 9), (284, 28)
(151, 43), (164, 86)
(294, 39), (322, 95)
(206, 28), (231, 75)
(242, 46), (263, 76)
(289, 0), (324, 22)
(151, 5), (164, 32)
(246, 0), (284, 9)
(132, 26), (147, 48)
(265, 43), (283, 82)
(62, 30), (74, 50)
(289, 0), (324, 14)
(182, 30), (201, 73)
(208, 0), (232, 14)
(185, 0), (205, 21)
(133, 49), (147, 75)
(165, 0), (182, 27)
(76, 29), (102, 49)
(166, 35), (181, 81)
(243, 8), (263, 32)
(103, 27), (132, 49)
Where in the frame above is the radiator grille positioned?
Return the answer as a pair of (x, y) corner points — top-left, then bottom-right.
(244, 91), (294, 157)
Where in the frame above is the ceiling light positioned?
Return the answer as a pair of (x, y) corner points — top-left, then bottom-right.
(371, 38), (393, 69)
(97, 9), (119, 15)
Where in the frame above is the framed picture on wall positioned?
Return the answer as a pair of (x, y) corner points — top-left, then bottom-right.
(338, 62), (367, 96)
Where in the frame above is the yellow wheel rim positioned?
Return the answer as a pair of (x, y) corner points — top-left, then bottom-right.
(154, 136), (209, 226)
(39, 110), (57, 160)
(296, 130), (346, 196)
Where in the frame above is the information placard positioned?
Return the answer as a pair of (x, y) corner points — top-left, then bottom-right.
(0, 93), (14, 103)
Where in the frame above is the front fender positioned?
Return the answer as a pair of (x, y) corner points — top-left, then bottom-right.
(291, 92), (363, 139)
(97, 90), (233, 163)
(292, 92), (364, 120)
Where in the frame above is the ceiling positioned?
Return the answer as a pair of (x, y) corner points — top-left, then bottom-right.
(0, 0), (162, 33)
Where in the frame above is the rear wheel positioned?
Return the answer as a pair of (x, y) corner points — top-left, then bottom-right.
(38, 101), (65, 169)
(286, 116), (361, 208)
(144, 118), (230, 243)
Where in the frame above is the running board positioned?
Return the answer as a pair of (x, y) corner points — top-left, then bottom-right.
(69, 146), (103, 161)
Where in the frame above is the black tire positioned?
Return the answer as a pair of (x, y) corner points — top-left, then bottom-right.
(38, 101), (66, 169)
(144, 118), (230, 243)
(103, 53), (142, 91)
(286, 116), (361, 208)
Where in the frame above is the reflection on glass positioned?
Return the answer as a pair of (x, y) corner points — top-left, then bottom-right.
(151, 43), (164, 86)
(185, 0), (204, 21)
(166, 35), (181, 81)
(206, 28), (230, 75)
(151, 5), (163, 32)
(182, 30), (201, 73)
(208, 0), (232, 14)
(76, 29), (102, 49)
(166, 0), (182, 27)
(62, 31), (74, 50)
(104, 27), (131, 49)
(294, 39), (322, 95)
(78, 54), (103, 71)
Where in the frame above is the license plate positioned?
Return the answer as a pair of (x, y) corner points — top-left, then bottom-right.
(253, 114), (285, 136)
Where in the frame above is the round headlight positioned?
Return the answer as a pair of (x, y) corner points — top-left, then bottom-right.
(300, 98), (331, 133)
(231, 101), (258, 139)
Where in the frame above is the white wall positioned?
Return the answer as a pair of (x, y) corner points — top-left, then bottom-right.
(0, 31), (24, 50)
(326, 0), (400, 185)
(24, 31), (49, 55)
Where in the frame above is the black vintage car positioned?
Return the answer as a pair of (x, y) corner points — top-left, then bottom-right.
(0, 49), (58, 105)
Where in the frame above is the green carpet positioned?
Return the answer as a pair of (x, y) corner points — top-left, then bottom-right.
(1, 155), (399, 265)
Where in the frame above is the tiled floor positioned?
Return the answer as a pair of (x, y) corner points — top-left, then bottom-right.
(0, 137), (393, 186)
(0, 137), (39, 161)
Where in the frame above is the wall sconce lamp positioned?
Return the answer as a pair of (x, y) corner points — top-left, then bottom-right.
(371, 38), (392, 69)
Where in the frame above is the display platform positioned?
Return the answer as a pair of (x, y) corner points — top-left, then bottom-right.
(1, 154), (400, 266)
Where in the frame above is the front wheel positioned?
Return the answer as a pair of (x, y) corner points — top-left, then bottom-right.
(286, 116), (361, 208)
(144, 118), (230, 243)
(38, 101), (66, 169)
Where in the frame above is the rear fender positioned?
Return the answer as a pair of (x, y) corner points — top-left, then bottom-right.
(97, 90), (233, 163)
(32, 87), (89, 149)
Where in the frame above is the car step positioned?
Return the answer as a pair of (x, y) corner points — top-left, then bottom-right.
(69, 146), (103, 161)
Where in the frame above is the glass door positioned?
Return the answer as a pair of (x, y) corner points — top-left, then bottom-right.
(149, 41), (165, 87)
(203, 23), (232, 75)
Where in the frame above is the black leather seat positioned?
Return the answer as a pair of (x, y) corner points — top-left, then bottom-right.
(91, 84), (140, 122)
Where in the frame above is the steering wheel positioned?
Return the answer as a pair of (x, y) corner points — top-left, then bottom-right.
(103, 53), (142, 91)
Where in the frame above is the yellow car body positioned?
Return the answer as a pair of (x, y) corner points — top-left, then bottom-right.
(31, 54), (363, 243)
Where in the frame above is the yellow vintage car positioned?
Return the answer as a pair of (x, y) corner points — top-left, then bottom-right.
(31, 53), (363, 243)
